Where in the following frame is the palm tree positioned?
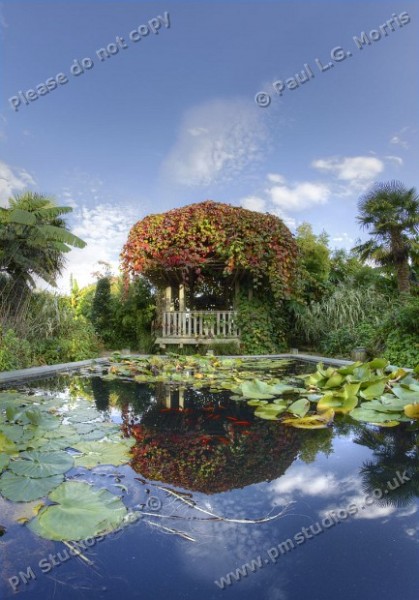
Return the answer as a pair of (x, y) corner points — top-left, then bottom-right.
(0, 192), (86, 318)
(354, 181), (419, 295)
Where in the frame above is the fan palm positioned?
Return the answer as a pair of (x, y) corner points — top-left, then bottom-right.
(354, 181), (419, 295)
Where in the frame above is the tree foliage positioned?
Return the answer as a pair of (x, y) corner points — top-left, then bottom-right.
(354, 181), (419, 295)
(121, 201), (298, 300)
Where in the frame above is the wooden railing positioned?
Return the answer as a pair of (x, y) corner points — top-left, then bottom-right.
(161, 311), (239, 339)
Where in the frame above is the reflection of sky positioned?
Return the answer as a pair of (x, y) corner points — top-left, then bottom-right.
(3, 383), (419, 600)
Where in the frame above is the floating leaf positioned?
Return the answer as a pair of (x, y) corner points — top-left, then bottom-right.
(239, 380), (276, 400)
(0, 471), (63, 502)
(246, 400), (268, 407)
(74, 438), (135, 469)
(9, 451), (74, 478)
(0, 432), (18, 455)
(360, 380), (387, 400)
(349, 407), (406, 424)
(0, 453), (9, 472)
(282, 408), (334, 429)
(28, 481), (127, 541)
(392, 386), (419, 403)
(367, 358), (389, 370)
(287, 399), (310, 418)
(317, 393), (358, 414)
(404, 404), (419, 419)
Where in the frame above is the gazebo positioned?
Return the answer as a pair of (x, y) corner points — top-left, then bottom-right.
(121, 201), (297, 348)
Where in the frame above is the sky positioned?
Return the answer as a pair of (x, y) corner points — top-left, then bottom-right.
(1, 0), (418, 291)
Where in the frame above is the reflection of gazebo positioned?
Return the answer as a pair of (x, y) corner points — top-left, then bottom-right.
(121, 201), (297, 348)
(128, 387), (300, 494)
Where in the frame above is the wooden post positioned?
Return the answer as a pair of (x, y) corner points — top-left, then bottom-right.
(179, 283), (185, 312)
(165, 285), (172, 311)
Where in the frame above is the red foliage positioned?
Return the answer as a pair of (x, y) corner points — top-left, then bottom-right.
(121, 200), (298, 299)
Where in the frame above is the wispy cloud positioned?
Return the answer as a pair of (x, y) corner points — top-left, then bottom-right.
(384, 155), (403, 166)
(0, 3), (8, 29)
(312, 156), (384, 186)
(163, 98), (269, 187)
(389, 127), (410, 149)
(0, 161), (36, 205)
(57, 203), (140, 292)
(240, 195), (267, 212)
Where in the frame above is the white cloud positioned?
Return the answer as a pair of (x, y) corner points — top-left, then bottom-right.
(312, 156), (384, 183)
(0, 3), (8, 29)
(267, 173), (285, 184)
(268, 206), (297, 230)
(384, 155), (403, 166)
(240, 195), (266, 212)
(0, 161), (36, 205)
(163, 98), (268, 187)
(268, 180), (331, 212)
(56, 203), (139, 292)
(331, 232), (354, 248)
(389, 127), (410, 149)
(270, 466), (340, 500)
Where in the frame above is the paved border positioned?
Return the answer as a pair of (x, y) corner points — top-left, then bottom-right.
(0, 352), (354, 387)
(0, 358), (110, 386)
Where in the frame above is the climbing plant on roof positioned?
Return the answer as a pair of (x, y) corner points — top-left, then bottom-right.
(121, 201), (298, 300)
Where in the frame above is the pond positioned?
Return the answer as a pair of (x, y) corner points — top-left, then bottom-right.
(0, 357), (418, 600)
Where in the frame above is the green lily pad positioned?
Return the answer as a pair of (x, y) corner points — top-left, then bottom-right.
(9, 451), (74, 478)
(0, 432), (18, 455)
(240, 380), (276, 400)
(0, 471), (64, 502)
(360, 380), (387, 400)
(247, 399), (269, 407)
(349, 407), (406, 424)
(0, 453), (10, 472)
(74, 438), (135, 469)
(287, 399), (310, 418)
(28, 481), (127, 541)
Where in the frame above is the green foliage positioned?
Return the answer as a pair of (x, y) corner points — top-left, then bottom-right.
(91, 277), (114, 345)
(354, 180), (419, 295)
(0, 327), (31, 371)
(295, 223), (331, 302)
(0, 192), (85, 293)
(236, 294), (287, 354)
(383, 332), (419, 368)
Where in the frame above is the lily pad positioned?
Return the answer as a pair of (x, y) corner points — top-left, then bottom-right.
(287, 399), (310, 418)
(0, 453), (10, 472)
(74, 438), (135, 469)
(28, 481), (127, 541)
(0, 432), (18, 455)
(404, 404), (419, 419)
(0, 471), (64, 502)
(282, 408), (335, 429)
(8, 451), (74, 478)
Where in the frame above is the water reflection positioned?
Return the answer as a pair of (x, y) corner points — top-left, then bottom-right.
(355, 426), (419, 507)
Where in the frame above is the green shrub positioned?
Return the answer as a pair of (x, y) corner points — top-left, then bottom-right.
(236, 294), (287, 355)
(383, 331), (419, 368)
(0, 327), (32, 371)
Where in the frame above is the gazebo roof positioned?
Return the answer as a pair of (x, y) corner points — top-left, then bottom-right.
(121, 200), (298, 299)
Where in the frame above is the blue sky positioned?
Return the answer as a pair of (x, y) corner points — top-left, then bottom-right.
(1, 1), (418, 290)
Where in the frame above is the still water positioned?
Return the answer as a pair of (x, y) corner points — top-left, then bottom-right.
(1, 366), (418, 600)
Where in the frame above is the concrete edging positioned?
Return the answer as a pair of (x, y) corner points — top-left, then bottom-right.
(0, 358), (109, 386)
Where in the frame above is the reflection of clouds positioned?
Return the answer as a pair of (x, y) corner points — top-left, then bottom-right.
(156, 492), (289, 591)
(268, 463), (418, 522)
(269, 465), (343, 501)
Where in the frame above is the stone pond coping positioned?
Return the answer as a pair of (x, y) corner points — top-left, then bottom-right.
(0, 352), (353, 387)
